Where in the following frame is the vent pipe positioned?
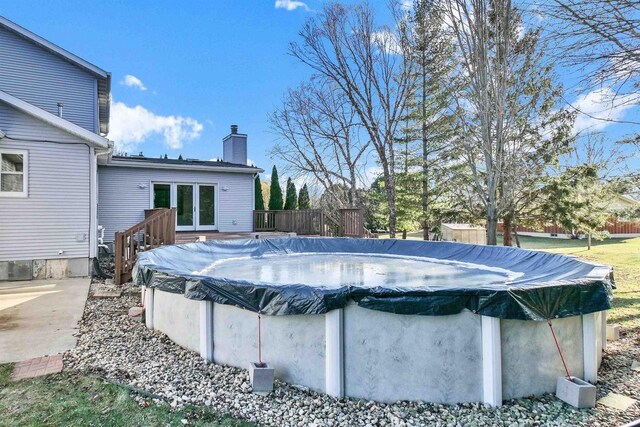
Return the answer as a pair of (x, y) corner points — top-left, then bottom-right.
(230, 124), (238, 134)
(57, 102), (64, 117)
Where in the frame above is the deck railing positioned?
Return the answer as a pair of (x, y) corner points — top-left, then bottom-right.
(114, 208), (176, 285)
(253, 208), (376, 238)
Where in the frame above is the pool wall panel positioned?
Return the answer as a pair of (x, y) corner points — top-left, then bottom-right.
(501, 316), (584, 400)
(212, 303), (326, 392)
(153, 290), (201, 353)
(343, 305), (483, 404)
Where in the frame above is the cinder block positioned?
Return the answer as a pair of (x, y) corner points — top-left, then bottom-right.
(556, 376), (596, 408)
(606, 324), (620, 341)
(249, 362), (274, 394)
(128, 306), (145, 322)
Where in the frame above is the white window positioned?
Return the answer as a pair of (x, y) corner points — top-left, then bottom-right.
(0, 149), (28, 197)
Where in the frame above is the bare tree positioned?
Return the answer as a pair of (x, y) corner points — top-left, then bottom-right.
(542, 0), (640, 111)
(441, 0), (574, 245)
(270, 80), (369, 208)
(288, 2), (415, 237)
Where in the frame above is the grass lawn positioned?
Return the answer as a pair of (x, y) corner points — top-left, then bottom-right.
(380, 232), (640, 329)
(0, 364), (252, 427)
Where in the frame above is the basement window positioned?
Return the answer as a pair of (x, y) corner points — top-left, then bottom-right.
(0, 149), (28, 197)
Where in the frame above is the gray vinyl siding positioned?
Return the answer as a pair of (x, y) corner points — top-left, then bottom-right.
(0, 26), (98, 132)
(98, 166), (255, 242)
(0, 110), (91, 261)
(0, 101), (83, 143)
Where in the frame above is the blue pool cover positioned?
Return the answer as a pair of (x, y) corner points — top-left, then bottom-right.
(133, 237), (614, 321)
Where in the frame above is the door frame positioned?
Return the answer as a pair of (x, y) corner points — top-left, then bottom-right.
(195, 183), (218, 231)
(149, 181), (218, 232)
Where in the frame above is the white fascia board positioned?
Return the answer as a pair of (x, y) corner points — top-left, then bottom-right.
(107, 159), (264, 174)
(0, 16), (109, 79)
(0, 90), (110, 149)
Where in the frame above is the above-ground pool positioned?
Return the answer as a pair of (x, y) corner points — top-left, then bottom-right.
(134, 237), (613, 405)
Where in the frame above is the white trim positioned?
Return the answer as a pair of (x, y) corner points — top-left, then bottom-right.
(89, 147), (98, 258)
(481, 316), (502, 407)
(582, 313), (598, 383)
(0, 90), (109, 149)
(196, 183), (218, 231)
(0, 16), (109, 78)
(199, 301), (214, 362)
(145, 287), (155, 330)
(108, 158), (261, 174)
(601, 311), (607, 352)
(325, 308), (344, 398)
(176, 183), (196, 231)
(0, 148), (28, 198)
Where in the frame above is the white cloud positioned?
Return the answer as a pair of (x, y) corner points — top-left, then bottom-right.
(371, 30), (402, 55)
(572, 87), (635, 134)
(247, 158), (257, 167)
(109, 101), (203, 152)
(400, 0), (413, 10)
(121, 74), (147, 91)
(274, 0), (309, 11)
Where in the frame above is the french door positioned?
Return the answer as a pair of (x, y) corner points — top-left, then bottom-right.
(152, 183), (217, 231)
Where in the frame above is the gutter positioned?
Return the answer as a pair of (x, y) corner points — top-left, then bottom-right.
(106, 159), (264, 174)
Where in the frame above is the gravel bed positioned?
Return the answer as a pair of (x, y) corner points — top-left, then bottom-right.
(65, 282), (639, 426)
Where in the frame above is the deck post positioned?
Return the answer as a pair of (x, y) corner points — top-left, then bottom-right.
(481, 315), (502, 407)
(325, 308), (344, 398)
(144, 287), (154, 330)
(583, 312), (598, 383)
(200, 300), (214, 362)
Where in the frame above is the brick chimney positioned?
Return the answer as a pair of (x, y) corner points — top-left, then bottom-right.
(222, 124), (247, 165)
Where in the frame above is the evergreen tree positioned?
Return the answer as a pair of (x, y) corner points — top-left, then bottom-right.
(284, 178), (297, 210)
(254, 175), (265, 210)
(268, 166), (283, 210)
(298, 184), (311, 209)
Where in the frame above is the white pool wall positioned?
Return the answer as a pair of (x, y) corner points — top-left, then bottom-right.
(146, 287), (607, 405)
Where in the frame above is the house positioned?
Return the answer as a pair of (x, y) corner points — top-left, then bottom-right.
(98, 128), (261, 243)
(0, 16), (260, 281)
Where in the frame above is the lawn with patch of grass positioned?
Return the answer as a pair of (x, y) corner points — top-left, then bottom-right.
(0, 364), (252, 427)
(379, 232), (640, 329)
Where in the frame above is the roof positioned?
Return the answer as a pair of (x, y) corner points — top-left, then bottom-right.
(107, 155), (263, 173)
(0, 15), (111, 135)
(0, 89), (110, 149)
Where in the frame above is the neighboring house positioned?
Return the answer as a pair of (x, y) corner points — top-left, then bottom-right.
(0, 16), (261, 281)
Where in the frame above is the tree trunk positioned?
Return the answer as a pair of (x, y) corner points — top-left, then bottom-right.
(503, 214), (512, 246)
(514, 227), (521, 248)
(486, 204), (498, 246)
(421, 58), (429, 241)
(587, 232), (592, 250)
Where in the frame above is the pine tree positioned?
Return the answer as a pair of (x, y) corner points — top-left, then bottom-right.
(284, 178), (297, 210)
(268, 166), (283, 210)
(298, 184), (311, 210)
(254, 175), (265, 210)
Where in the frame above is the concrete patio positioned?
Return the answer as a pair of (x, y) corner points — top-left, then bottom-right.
(0, 277), (90, 363)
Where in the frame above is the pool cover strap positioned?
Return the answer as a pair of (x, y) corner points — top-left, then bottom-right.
(132, 238), (614, 320)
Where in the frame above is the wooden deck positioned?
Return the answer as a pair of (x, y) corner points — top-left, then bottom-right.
(175, 231), (295, 244)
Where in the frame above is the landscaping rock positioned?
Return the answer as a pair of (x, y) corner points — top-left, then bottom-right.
(64, 282), (640, 427)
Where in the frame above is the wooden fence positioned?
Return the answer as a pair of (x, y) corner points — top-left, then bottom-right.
(498, 218), (640, 235)
(253, 208), (373, 238)
(114, 208), (176, 285)
(340, 209), (364, 238)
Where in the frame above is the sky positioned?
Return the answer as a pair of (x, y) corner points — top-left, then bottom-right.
(0, 0), (637, 181)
